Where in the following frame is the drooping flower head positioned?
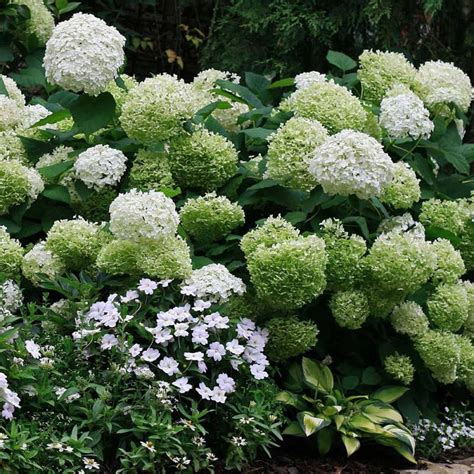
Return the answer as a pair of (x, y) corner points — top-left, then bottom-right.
(430, 239), (466, 285)
(308, 130), (394, 199)
(96, 239), (141, 276)
(43, 13), (125, 95)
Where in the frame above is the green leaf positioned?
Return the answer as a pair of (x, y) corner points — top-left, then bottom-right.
(73, 180), (94, 201)
(55, 0), (67, 9)
(38, 160), (75, 179)
(342, 375), (359, 390)
(42, 185), (71, 204)
(32, 108), (71, 128)
(326, 50), (357, 72)
(297, 412), (329, 437)
(0, 77), (8, 97)
(282, 421), (305, 437)
(276, 391), (310, 411)
(371, 386), (410, 404)
(425, 225), (461, 246)
(362, 401), (404, 424)
(341, 435), (360, 456)
(302, 357), (334, 394)
(317, 428), (334, 455)
(0, 45), (14, 63)
(192, 100), (231, 124)
(242, 127), (274, 140)
(215, 79), (264, 108)
(70, 92), (116, 135)
(342, 216), (369, 240)
(0, 218), (21, 234)
(362, 367), (382, 385)
(245, 72), (270, 93)
(348, 414), (378, 433)
(192, 256), (214, 269)
(19, 137), (56, 162)
(283, 211), (307, 225)
(267, 77), (295, 89)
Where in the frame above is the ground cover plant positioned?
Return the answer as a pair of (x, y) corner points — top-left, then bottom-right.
(0, 2), (473, 472)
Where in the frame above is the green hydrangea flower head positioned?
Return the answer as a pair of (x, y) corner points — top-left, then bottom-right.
(0, 131), (28, 164)
(380, 162), (420, 209)
(365, 285), (405, 319)
(71, 186), (118, 223)
(137, 236), (192, 280)
(384, 353), (415, 385)
(96, 239), (141, 276)
(431, 239), (466, 285)
(169, 127), (238, 191)
(0, 226), (23, 277)
(415, 330), (460, 384)
(220, 293), (276, 322)
(120, 74), (204, 144)
(427, 282), (468, 332)
(22, 241), (65, 285)
(45, 218), (110, 271)
(462, 281), (474, 338)
(12, 0), (54, 45)
(329, 290), (370, 329)
(281, 81), (367, 134)
(180, 193), (244, 244)
(265, 317), (318, 362)
(358, 50), (416, 103)
(127, 148), (175, 192)
(0, 75), (25, 107)
(363, 109), (383, 141)
(247, 235), (327, 310)
(365, 230), (436, 294)
(390, 301), (429, 338)
(105, 74), (138, 113)
(265, 117), (328, 191)
(240, 216), (300, 259)
(320, 218), (367, 290)
(455, 335), (474, 391)
(419, 198), (471, 236)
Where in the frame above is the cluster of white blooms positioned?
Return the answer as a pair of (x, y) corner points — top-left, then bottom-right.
(192, 68), (240, 92)
(377, 213), (426, 240)
(0, 96), (24, 131)
(74, 145), (127, 190)
(379, 87), (434, 140)
(109, 189), (179, 241)
(21, 104), (53, 130)
(22, 241), (65, 285)
(308, 130), (394, 199)
(43, 13), (126, 95)
(0, 372), (20, 420)
(24, 167), (44, 201)
(0, 280), (23, 313)
(0, 75), (25, 107)
(181, 264), (246, 302)
(294, 71), (328, 90)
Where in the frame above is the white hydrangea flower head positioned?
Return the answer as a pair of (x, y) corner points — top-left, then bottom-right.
(192, 68), (240, 93)
(0, 96), (24, 131)
(24, 167), (44, 202)
(415, 60), (472, 113)
(378, 213), (425, 240)
(22, 241), (65, 285)
(43, 13), (126, 95)
(308, 130), (394, 199)
(12, 0), (55, 45)
(379, 88), (434, 140)
(294, 71), (327, 90)
(74, 145), (127, 190)
(0, 131), (27, 163)
(21, 104), (53, 130)
(0, 76), (25, 107)
(181, 264), (246, 302)
(0, 280), (23, 313)
(109, 189), (179, 242)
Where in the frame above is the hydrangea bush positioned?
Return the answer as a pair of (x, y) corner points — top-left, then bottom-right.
(0, 7), (472, 470)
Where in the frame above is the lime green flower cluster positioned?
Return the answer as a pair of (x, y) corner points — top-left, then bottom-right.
(0, 131), (27, 163)
(329, 290), (370, 329)
(380, 162), (420, 210)
(456, 335), (474, 392)
(22, 241), (65, 285)
(419, 197), (474, 270)
(427, 282), (469, 332)
(246, 234), (327, 310)
(358, 50), (416, 103)
(319, 218), (367, 291)
(127, 149), (175, 192)
(0, 226), (23, 277)
(384, 354), (415, 385)
(463, 281), (474, 338)
(430, 239), (465, 285)
(180, 193), (245, 244)
(281, 81), (367, 134)
(12, 0), (54, 45)
(265, 117), (328, 192)
(240, 215), (300, 258)
(390, 302), (429, 338)
(96, 240), (141, 276)
(169, 128), (238, 191)
(265, 317), (318, 362)
(105, 74), (138, 113)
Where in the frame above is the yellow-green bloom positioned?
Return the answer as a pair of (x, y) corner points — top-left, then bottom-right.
(380, 162), (420, 210)
(96, 239), (141, 276)
(127, 149), (175, 192)
(384, 353), (415, 385)
(431, 239), (466, 285)
(330, 290), (370, 329)
(12, 0), (54, 45)
(0, 226), (23, 277)
(22, 241), (65, 285)
(390, 301), (429, 338)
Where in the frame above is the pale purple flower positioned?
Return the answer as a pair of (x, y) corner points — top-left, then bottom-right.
(192, 325), (209, 345)
(226, 339), (245, 355)
(193, 300), (211, 312)
(100, 334), (118, 350)
(25, 340), (41, 359)
(206, 342), (225, 362)
(141, 348), (160, 362)
(120, 290), (139, 303)
(236, 318), (256, 339)
(172, 377), (192, 394)
(138, 278), (158, 295)
(216, 373), (236, 393)
(196, 382), (213, 400)
(198, 361), (207, 374)
(184, 351), (204, 362)
(250, 363), (268, 380)
(210, 387), (227, 403)
(2, 402), (14, 420)
(158, 356), (179, 376)
(174, 322), (189, 337)
(129, 344), (142, 358)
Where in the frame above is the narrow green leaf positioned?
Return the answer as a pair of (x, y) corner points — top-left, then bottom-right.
(267, 77), (295, 89)
(371, 386), (409, 403)
(38, 160), (74, 179)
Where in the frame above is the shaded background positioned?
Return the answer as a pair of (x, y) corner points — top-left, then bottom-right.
(79, 0), (474, 80)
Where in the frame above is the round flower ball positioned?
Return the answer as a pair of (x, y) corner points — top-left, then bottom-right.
(22, 241), (65, 285)
(169, 128), (238, 191)
(43, 13), (125, 95)
(0, 159), (44, 215)
(265, 117), (328, 192)
(240, 216), (300, 259)
(12, 0), (54, 45)
(379, 86), (434, 140)
(0, 75), (25, 107)
(380, 162), (420, 209)
(308, 130), (394, 200)
(121, 74), (203, 144)
(45, 218), (109, 271)
(73, 145), (127, 190)
(366, 231), (437, 294)
(390, 301), (429, 338)
(415, 330), (460, 384)
(96, 239), (141, 276)
(357, 50), (417, 103)
(127, 148), (175, 192)
(0, 96), (24, 131)
(0, 227), (23, 277)
(109, 189), (179, 242)
(329, 290), (370, 330)
(384, 354), (415, 385)
(137, 236), (192, 280)
(294, 71), (327, 90)
(281, 81), (367, 134)
(415, 60), (472, 113)
(180, 193), (245, 244)
(247, 235), (327, 310)
(427, 282), (469, 332)
(431, 239), (466, 285)
(265, 317), (318, 362)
